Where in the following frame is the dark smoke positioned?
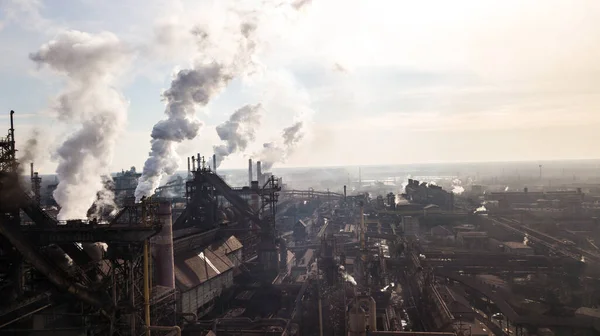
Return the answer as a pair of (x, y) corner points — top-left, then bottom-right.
(17, 128), (41, 175)
(213, 103), (262, 168)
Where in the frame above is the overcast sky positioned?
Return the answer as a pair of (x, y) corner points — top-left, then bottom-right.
(2, 0), (600, 174)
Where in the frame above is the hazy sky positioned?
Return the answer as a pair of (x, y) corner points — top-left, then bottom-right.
(2, 0), (600, 174)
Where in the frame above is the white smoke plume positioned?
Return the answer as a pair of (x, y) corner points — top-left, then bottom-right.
(213, 103), (263, 168)
(135, 12), (260, 201)
(451, 178), (465, 195)
(89, 176), (118, 221)
(30, 30), (131, 220)
(258, 120), (306, 171)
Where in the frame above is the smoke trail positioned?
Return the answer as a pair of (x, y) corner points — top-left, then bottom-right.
(135, 15), (259, 201)
(30, 30), (130, 220)
(18, 128), (39, 165)
(213, 103), (262, 168)
(258, 120), (305, 171)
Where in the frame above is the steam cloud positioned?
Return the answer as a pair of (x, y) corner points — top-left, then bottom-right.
(135, 15), (259, 201)
(258, 121), (305, 171)
(30, 30), (130, 220)
(213, 103), (263, 168)
(451, 178), (465, 195)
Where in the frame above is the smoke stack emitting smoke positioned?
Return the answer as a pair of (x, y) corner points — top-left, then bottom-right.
(30, 30), (130, 220)
(258, 120), (305, 171)
(135, 16), (259, 201)
(213, 103), (263, 168)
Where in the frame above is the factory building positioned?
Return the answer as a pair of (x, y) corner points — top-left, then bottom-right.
(404, 179), (455, 211)
(175, 237), (241, 317)
(503, 241), (534, 255)
(487, 188), (584, 210)
(402, 216), (420, 237)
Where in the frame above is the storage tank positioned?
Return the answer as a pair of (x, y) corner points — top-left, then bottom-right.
(151, 201), (175, 288)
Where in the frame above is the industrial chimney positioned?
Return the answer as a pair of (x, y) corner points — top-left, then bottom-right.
(213, 154), (217, 173)
(257, 161), (262, 185)
(152, 201), (175, 289)
(248, 159), (253, 186)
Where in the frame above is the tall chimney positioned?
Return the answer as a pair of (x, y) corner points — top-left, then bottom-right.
(152, 201), (175, 288)
(30, 162), (34, 179)
(213, 154), (217, 172)
(249, 159), (253, 186)
(197, 153), (201, 169)
(257, 161), (262, 185)
(191, 156), (196, 171)
(187, 157), (191, 174)
(344, 185), (347, 202)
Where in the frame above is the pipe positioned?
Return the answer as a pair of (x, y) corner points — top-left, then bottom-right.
(0, 216), (109, 311)
(10, 110), (15, 154)
(249, 159), (253, 186)
(0, 303), (51, 329)
(144, 240), (151, 336)
(146, 326), (181, 336)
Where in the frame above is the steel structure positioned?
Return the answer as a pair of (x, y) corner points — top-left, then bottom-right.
(0, 111), (176, 335)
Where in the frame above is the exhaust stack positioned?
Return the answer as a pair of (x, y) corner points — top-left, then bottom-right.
(152, 201), (175, 289)
(257, 161), (262, 185)
(213, 154), (217, 172)
(248, 159), (253, 186)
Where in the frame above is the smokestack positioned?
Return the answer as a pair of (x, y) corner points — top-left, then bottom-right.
(213, 154), (217, 172)
(257, 161), (262, 185)
(187, 157), (191, 174)
(9, 110), (15, 157)
(249, 159), (253, 186)
(152, 201), (175, 289)
(197, 153), (201, 169)
(344, 185), (347, 202)
(191, 156), (196, 171)
(30, 162), (34, 179)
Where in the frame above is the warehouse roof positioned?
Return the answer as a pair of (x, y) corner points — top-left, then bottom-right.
(209, 235), (242, 255)
(503, 241), (532, 250)
(174, 247), (234, 291)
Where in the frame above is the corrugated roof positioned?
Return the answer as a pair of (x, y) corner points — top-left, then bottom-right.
(175, 247), (234, 291)
(209, 235), (243, 255)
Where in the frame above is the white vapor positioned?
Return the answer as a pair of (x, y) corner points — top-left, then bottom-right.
(451, 178), (464, 195)
(30, 30), (131, 220)
(213, 103), (263, 168)
(253, 70), (314, 171)
(135, 9), (260, 201)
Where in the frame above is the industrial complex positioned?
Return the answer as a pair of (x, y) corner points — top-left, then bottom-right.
(4, 109), (600, 336)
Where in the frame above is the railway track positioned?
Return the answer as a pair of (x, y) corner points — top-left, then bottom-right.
(491, 217), (600, 263)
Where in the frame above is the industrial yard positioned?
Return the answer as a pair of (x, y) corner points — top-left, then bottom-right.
(3, 0), (600, 334)
(3, 109), (600, 336)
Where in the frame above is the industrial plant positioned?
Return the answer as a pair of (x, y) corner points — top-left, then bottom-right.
(3, 107), (600, 336)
